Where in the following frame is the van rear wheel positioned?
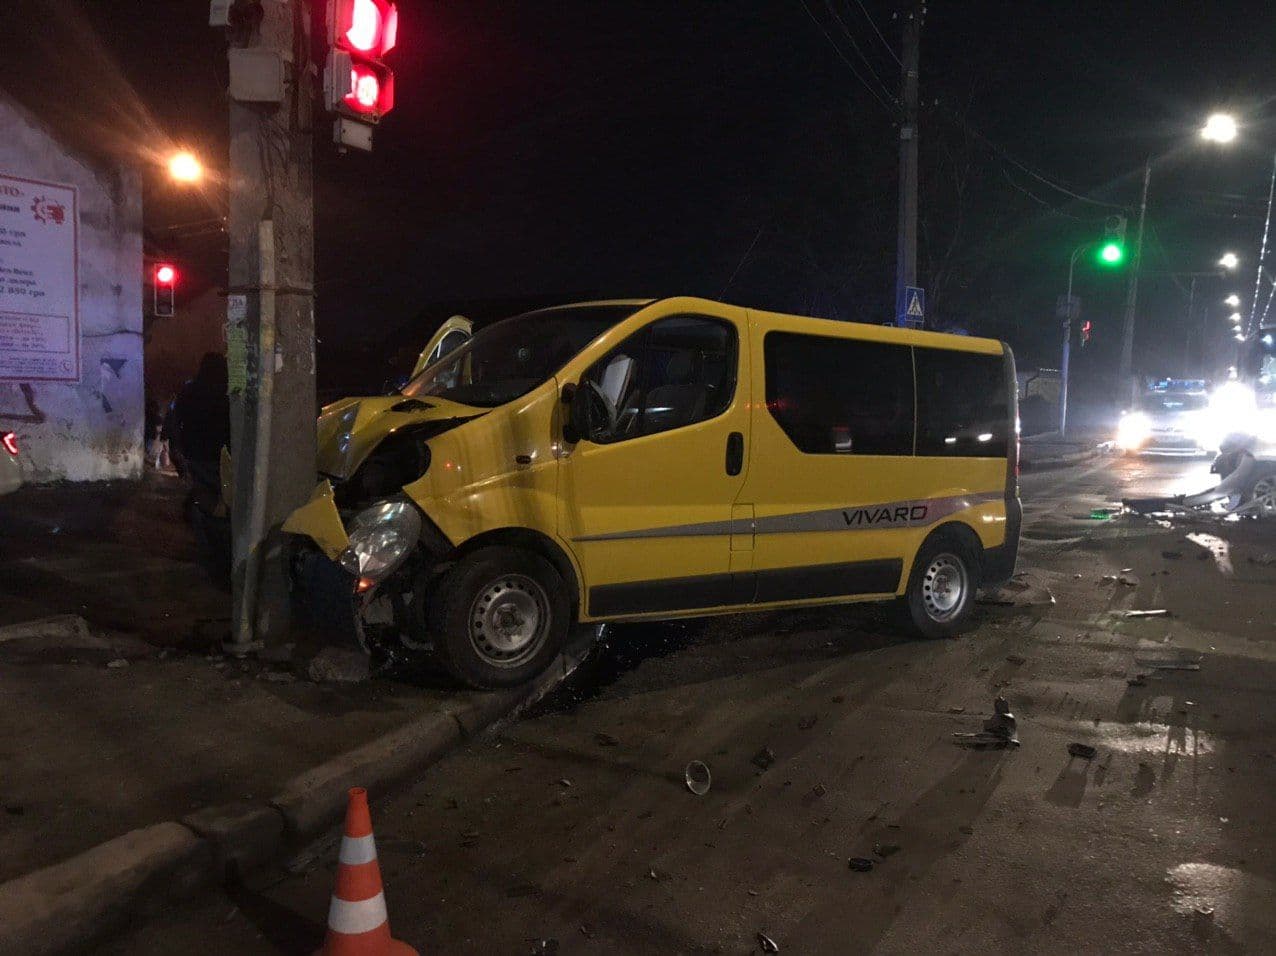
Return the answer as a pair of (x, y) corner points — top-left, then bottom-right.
(428, 547), (570, 689)
(900, 531), (979, 639)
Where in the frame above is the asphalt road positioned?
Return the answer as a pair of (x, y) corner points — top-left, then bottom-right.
(107, 453), (1276, 955)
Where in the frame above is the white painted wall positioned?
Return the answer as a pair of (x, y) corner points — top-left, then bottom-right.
(0, 93), (144, 482)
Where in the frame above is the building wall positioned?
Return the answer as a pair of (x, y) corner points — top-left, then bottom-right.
(0, 93), (144, 482)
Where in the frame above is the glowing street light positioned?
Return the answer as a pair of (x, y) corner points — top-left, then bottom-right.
(1201, 113), (1239, 144)
(1219, 252), (1239, 270)
(167, 150), (203, 184)
(1230, 312), (1243, 324)
(1224, 294), (1241, 307)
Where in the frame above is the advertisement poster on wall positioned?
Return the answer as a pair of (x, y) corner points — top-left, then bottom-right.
(0, 172), (79, 383)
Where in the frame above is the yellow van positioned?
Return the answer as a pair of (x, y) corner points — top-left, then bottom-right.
(285, 297), (1020, 687)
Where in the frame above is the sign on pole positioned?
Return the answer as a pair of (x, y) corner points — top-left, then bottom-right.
(897, 285), (925, 328)
(1056, 294), (1081, 321)
(0, 173), (79, 382)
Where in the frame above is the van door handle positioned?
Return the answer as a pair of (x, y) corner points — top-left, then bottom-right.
(725, 432), (744, 476)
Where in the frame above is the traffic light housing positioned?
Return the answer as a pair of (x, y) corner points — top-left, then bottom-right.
(153, 263), (177, 317)
(1097, 215), (1127, 267)
(1081, 319), (1092, 347)
(323, 0), (397, 133)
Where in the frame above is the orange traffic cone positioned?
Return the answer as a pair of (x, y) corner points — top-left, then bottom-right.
(315, 787), (418, 956)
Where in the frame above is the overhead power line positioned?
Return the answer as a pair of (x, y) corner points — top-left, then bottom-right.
(850, 0), (902, 66)
(821, 0), (896, 104)
(796, 0), (898, 116)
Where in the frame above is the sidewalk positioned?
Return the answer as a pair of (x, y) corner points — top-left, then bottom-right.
(0, 474), (581, 954)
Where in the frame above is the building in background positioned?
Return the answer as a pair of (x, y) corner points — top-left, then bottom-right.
(0, 89), (144, 482)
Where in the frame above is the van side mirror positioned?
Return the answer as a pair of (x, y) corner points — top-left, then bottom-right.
(562, 383), (599, 445)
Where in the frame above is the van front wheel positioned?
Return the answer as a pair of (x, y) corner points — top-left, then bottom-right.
(900, 532), (979, 639)
(429, 547), (570, 689)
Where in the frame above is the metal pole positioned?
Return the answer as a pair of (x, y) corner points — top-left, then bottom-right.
(1184, 275), (1197, 376)
(893, 2), (921, 327)
(1117, 157), (1152, 397)
(225, 0), (317, 656)
(1060, 245), (1083, 436)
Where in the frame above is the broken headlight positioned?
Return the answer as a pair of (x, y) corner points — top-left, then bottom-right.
(339, 498), (422, 585)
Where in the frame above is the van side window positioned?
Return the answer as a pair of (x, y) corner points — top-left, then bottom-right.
(580, 316), (737, 443)
(915, 348), (1008, 457)
(764, 332), (913, 455)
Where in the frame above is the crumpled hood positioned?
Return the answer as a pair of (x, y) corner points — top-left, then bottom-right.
(316, 394), (481, 480)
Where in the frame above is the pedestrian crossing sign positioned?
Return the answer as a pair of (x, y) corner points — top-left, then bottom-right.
(897, 286), (925, 328)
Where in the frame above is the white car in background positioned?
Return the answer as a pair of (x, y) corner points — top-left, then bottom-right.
(1, 431), (20, 495)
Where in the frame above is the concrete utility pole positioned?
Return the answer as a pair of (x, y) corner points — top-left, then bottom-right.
(1117, 157), (1151, 398)
(894, 2), (922, 327)
(224, 0), (317, 655)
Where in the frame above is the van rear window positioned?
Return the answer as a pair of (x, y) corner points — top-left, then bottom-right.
(764, 332), (914, 455)
(914, 348), (1008, 457)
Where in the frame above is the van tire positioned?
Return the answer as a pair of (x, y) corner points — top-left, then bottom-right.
(428, 546), (570, 689)
(899, 529), (980, 639)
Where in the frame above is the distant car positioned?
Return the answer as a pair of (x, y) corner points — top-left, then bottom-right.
(0, 431), (20, 495)
(1116, 380), (1214, 456)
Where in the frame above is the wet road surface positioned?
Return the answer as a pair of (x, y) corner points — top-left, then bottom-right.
(106, 453), (1276, 954)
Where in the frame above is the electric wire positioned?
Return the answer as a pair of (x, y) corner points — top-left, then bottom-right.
(821, 0), (896, 105)
(796, 0), (898, 116)
(850, 0), (902, 66)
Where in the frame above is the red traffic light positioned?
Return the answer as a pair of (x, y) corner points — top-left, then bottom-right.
(154, 264), (177, 286)
(1081, 319), (1092, 346)
(344, 62), (394, 115)
(333, 0), (397, 57)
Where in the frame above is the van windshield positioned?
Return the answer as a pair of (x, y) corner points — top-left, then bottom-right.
(402, 304), (643, 408)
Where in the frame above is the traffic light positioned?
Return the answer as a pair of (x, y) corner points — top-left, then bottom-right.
(1097, 215), (1127, 267)
(1081, 319), (1092, 347)
(153, 263), (177, 317)
(323, 0), (397, 148)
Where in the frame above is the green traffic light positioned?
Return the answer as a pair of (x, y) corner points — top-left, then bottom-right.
(1098, 242), (1124, 266)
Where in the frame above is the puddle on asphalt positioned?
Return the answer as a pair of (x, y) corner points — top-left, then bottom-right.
(1186, 533), (1234, 575)
(1167, 862), (1276, 946)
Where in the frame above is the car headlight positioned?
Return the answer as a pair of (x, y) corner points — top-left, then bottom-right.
(339, 498), (422, 584)
(1116, 411), (1151, 450)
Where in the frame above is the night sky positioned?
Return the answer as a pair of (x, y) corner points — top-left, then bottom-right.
(7, 1), (1276, 388)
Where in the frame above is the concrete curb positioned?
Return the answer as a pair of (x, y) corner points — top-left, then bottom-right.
(1020, 443), (1100, 470)
(0, 638), (587, 955)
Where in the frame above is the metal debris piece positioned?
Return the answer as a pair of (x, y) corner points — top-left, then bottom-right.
(1101, 574), (1118, 583)
(752, 747), (777, 771)
(1124, 609), (1169, 618)
(1121, 567), (1134, 573)
(954, 696), (1019, 748)
(757, 931), (780, 953)
(847, 857), (875, 872)
(684, 760), (712, 796)
(1068, 742), (1097, 760)
(558, 778), (573, 788)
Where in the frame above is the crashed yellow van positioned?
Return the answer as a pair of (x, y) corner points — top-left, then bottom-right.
(284, 297), (1021, 688)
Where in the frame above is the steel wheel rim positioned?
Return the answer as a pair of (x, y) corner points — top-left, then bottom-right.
(921, 553), (968, 622)
(469, 574), (550, 668)
(1253, 477), (1276, 515)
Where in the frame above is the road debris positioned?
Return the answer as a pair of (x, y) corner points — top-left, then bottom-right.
(1005, 654), (1026, 665)
(1247, 552), (1276, 566)
(557, 778), (573, 788)
(1161, 550), (1183, 559)
(953, 696), (1019, 747)
(797, 714), (818, 730)
(684, 760), (712, 796)
(757, 931), (780, 953)
(1068, 742), (1097, 759)
(1133, 652), (1202, 671)
(1117, 574), (1140, 587)
(594, 732), (620, 747)
(848, 857), (875, 872)
(1127, 674), (1149, 687)
(947, 706), (966, 714)
(105, 658), (129, 669)
(873, 842), (901, 858)
(1124, 609), (1169, 618)
(752, 747), (777, 771)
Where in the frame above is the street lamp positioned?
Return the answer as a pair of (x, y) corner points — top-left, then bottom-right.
(1230, 312), (1243, 324)
(1219, 252), (1239, 270)
(1201, 113), (1239, 144)
(167, 150), (203, 184)
(1225, 294), (1241, 307)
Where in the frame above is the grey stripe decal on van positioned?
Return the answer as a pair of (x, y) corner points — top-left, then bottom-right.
(573, 491), (1003, 542)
